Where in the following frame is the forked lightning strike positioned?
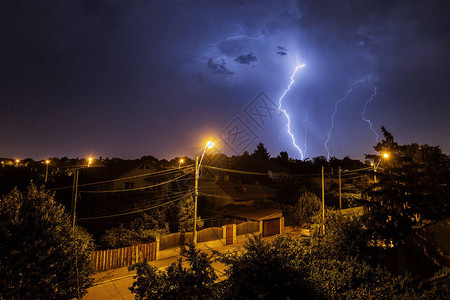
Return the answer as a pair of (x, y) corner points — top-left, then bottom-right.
(324, 79), (364, 159)
(278, 61), (306, 160)
(362, 87), (379, 143)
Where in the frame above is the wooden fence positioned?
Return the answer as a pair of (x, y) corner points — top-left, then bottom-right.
(90, 242), (157, 272)
(197, 227), (223, 243)
(236, 221), (260, 236)
(159, 232), (194, 250)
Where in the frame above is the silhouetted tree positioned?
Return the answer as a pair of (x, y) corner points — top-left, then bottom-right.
(0, 184), (93, 298)
(252, 142), (270, 160)
(365, 127), (450, 246)
(129, 244), (217, 299)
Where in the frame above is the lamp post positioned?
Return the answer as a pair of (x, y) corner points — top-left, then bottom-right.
(178, 158), (184, 169)
(45, 160), (50, 183)
(193, 141), (214, 244)
(373, 152), (389, 182)
(88, 157), (93, 168)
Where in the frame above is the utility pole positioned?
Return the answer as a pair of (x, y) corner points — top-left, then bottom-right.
(70, 169), (79, 231)
(322, 166), (325, 234)
(193, 155), (199, 245)
(45, 160), (50, 184)
(339, 167), (342, 210)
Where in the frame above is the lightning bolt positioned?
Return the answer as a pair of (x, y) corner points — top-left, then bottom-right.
(362, 87), (379, 143)
(324, 79), (364, 160)
(278, 60), (306, 160)
(200, 23), (264, 47)
(302, 104), (310, 158)
(227, 23), (265, 41)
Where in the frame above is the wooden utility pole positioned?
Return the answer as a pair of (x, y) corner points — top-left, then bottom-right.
(193, 155), (199, 244)
(339, 167), (342, 210)
(322, 166), (325, 234)
(70, 169), (79, 231)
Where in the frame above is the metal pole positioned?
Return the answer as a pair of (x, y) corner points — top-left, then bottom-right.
(45, 163), (49, 184)
(71, 169), (79, 230)
(193, 155), (199, 245)
(339, 167), (342, 210)
(322, 166), (325, 234)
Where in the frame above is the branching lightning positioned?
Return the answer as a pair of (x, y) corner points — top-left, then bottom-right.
(302, 104), (311, 158)
(362, 87), (379, 143)
(324, 79), (364, 160)
(278, 60), (306, 160)
(201, 23), (264, 47)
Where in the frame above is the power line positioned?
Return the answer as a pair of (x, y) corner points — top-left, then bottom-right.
(79, 172), (193, 193)
(49, 165), (194, 191)
(77, 193), (191, 221)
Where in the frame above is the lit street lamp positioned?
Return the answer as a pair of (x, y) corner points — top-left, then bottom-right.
(178, 158), (184, 169)
(45, 160), (50, 183)
(374, 152), (389, 182)
(88, 157), (93, 167)
(15, 159), (20, 167)
(193, 140), (214, 244)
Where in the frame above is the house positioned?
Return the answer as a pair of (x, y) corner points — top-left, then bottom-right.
(199, 176), (276, 208)
(76, 160), (189, 220)
(217, 204), (284, 237)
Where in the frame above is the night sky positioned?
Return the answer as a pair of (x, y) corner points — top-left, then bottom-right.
(1, 0), (449, 161)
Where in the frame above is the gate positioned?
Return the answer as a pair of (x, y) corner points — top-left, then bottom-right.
(262, 218), (280, 237)
(226, 224), (234, 245)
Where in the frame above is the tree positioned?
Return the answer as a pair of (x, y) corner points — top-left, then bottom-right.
(291, 191), (321, 225)
(252, 142), (270, 161)
(276, 151), (290, 164)
(129, 244), (217, 299)
(0, 184), (93, 299)
(365, 127), (450, 246)
(216, 235), (314, 299)
(309, 212), (374, 263)
(175, 194), (204, 233)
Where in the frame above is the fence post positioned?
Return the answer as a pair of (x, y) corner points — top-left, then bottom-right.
(155, 237), (160, 260)
(232, 223), (236, 244)
(221, 226), (226, 245)
(259, 220), (263, 236)
(280, 217), (285, 234)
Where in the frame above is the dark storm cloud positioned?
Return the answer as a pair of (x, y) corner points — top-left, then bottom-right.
(234, 52), (257, 64)
(276, 46), (288, 56)
(207, 58), (234, 75)
(0, 0), (449, 160)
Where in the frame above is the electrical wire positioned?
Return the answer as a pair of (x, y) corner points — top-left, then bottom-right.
(49, 165), (194, 191)
(77, 193), (191, 221)
(79, 172), (193, 193)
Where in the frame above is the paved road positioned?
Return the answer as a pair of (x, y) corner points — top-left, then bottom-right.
(85, 242), (246, 300)
(85, 231), (300, 299)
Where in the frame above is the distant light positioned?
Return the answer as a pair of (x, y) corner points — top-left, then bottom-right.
(383, 153), (389, 158)
(370, 162), (374, 166)
(45, 160), (50, 164)
(180, 159), (184, 163)
(206, 141), (214, 149)
(15, 159), (20, 163)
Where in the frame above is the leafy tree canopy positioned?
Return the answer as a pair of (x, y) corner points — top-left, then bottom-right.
(365, 126), (450, 246)
(129, 244), (217, 299)
(0, 184), (93, 299)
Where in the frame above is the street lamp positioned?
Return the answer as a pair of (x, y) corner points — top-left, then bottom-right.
(45, 160), (50, 183)
(374, 152), (389, 182)
(178, 158), (184, 169)
(15, 159), (20, 167)
(193, 140), (214, 244)
(88, 157), (93, 167)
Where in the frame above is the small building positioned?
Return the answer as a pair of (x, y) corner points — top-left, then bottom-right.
(218, 204), (284, 237)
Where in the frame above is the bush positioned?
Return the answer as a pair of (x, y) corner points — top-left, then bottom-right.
(129, 244), (217, 299)
(0, 184), (93, 299)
